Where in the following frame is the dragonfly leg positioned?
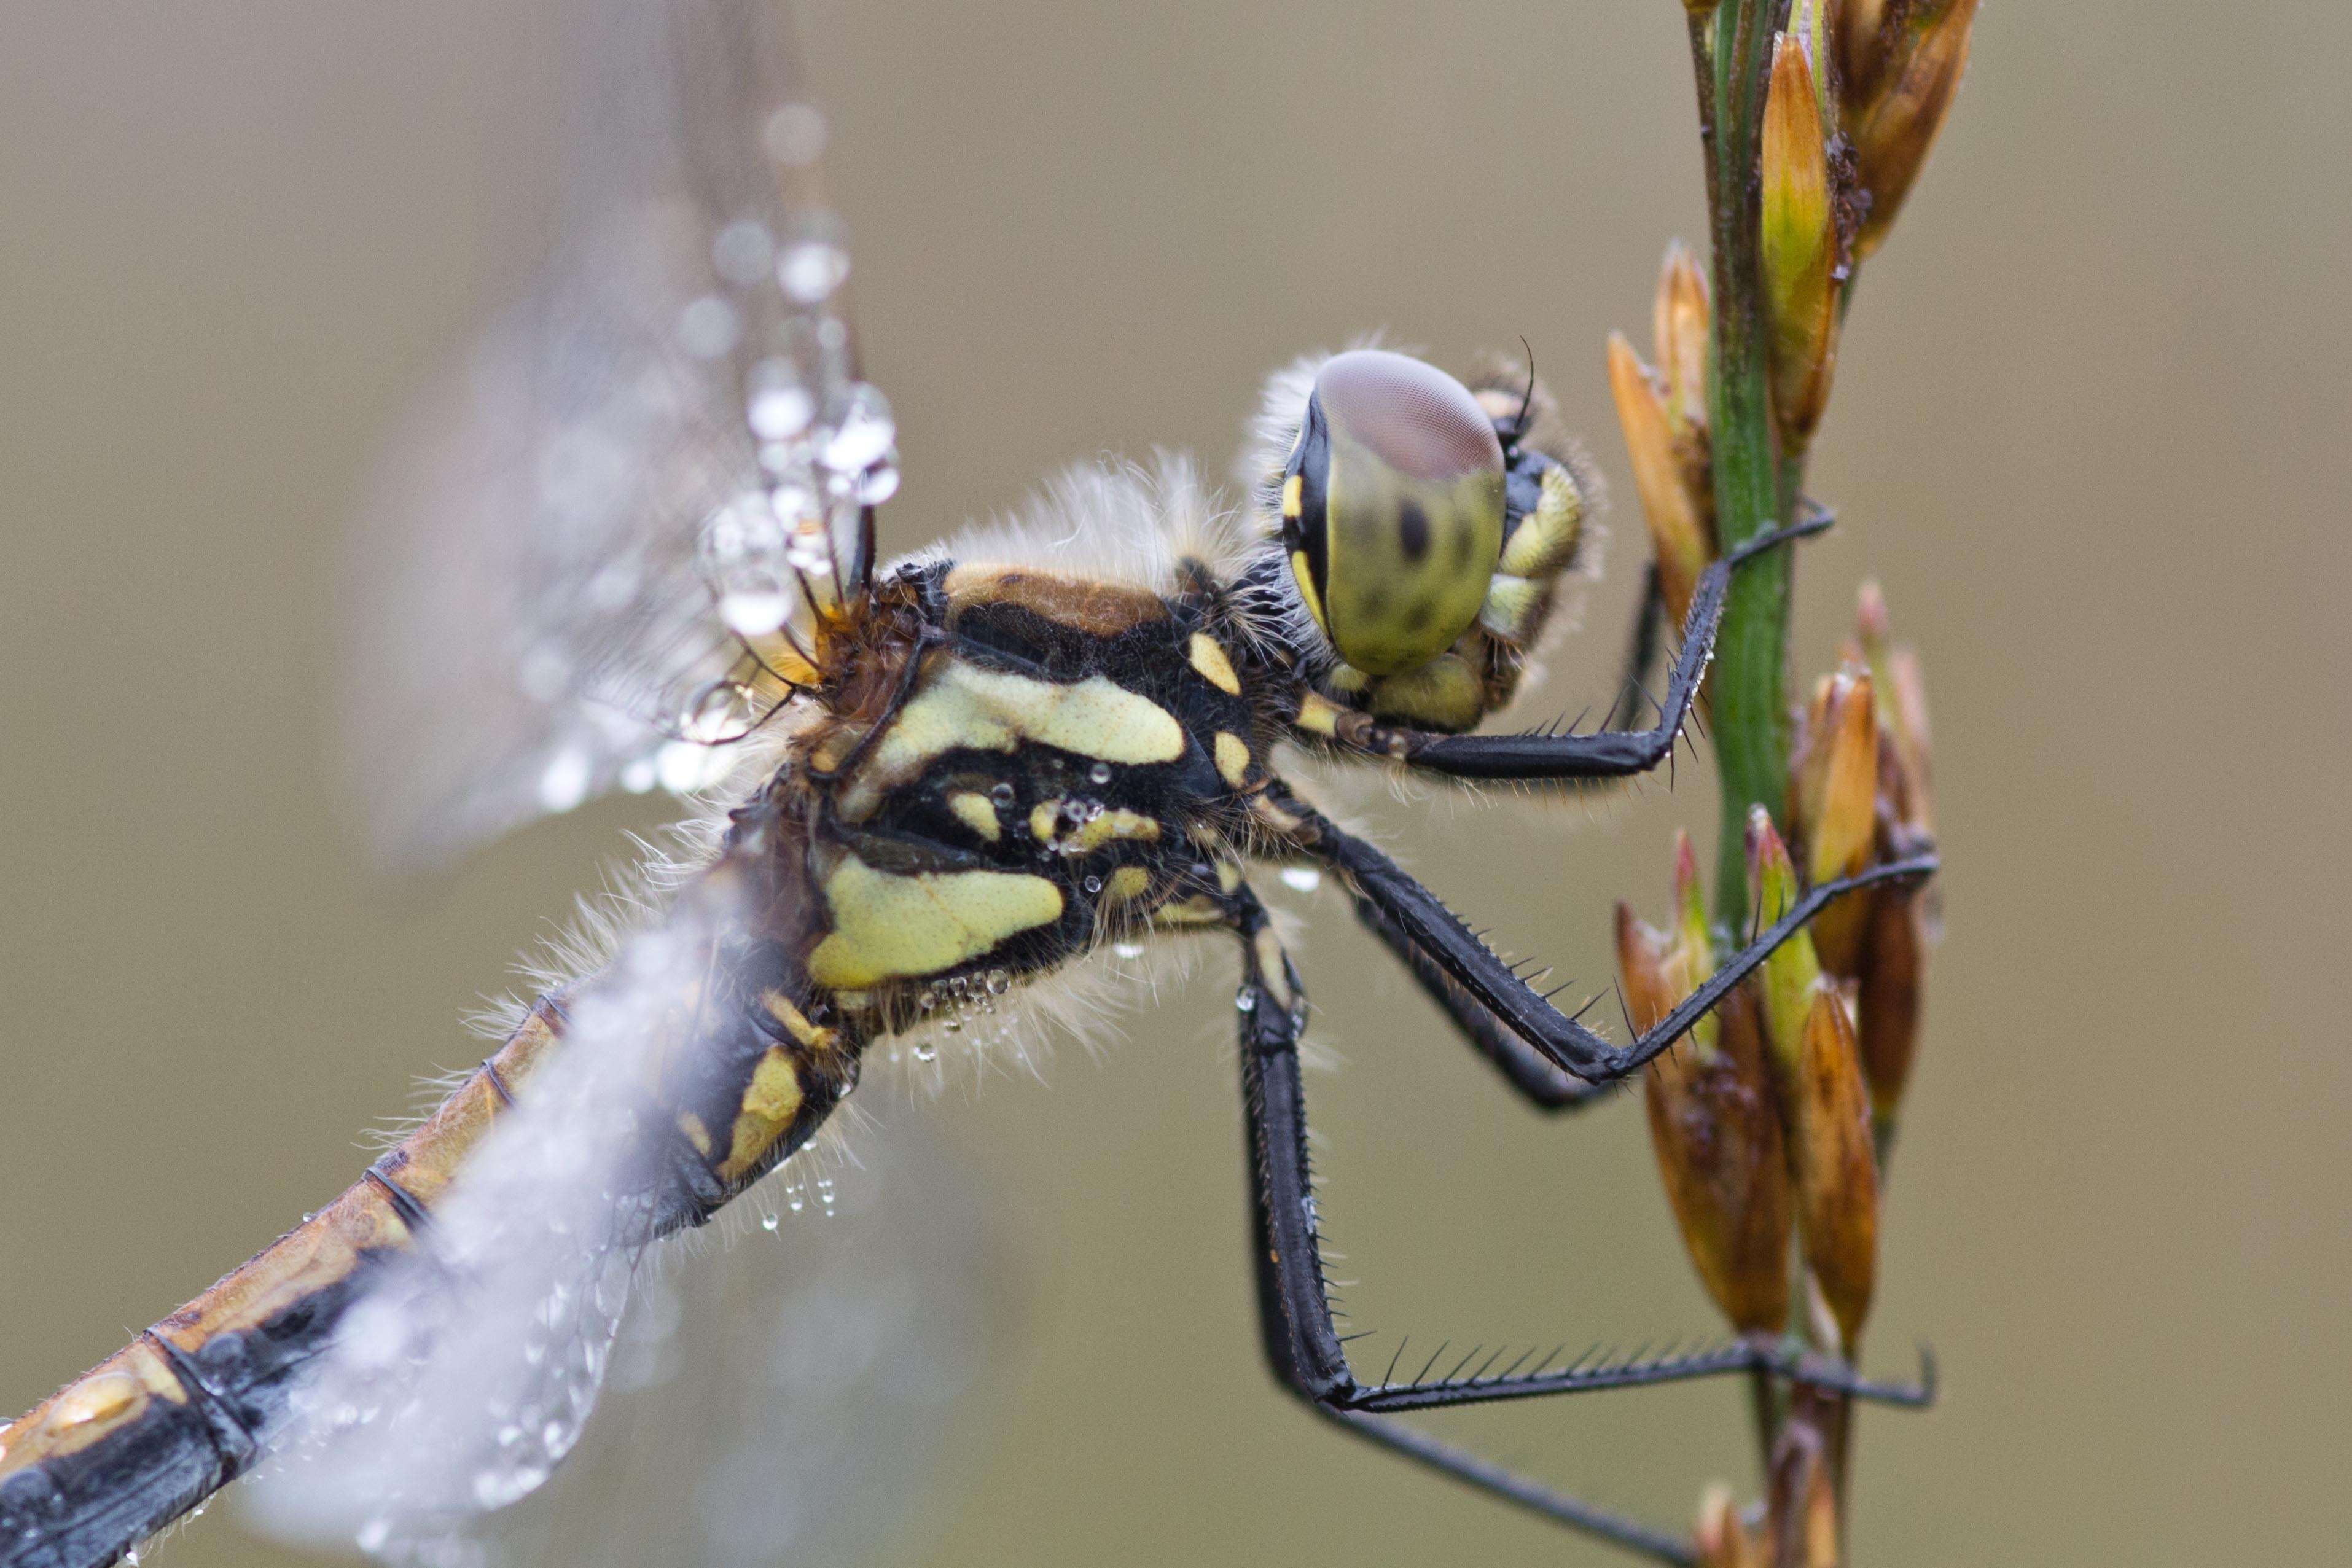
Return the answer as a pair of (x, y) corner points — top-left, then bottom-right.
(1292, 505), (1832, 782)
(1270, 794), (1934, 1085)
(1219, 877), (1697, 1562)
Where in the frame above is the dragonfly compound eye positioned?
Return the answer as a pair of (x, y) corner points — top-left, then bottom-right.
(1281, 349), (1506, 676)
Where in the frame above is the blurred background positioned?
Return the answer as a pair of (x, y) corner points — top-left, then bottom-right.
(2, 2), (2346, 1565)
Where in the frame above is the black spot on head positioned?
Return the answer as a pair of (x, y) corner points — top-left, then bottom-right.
(1404, 598), (1436, 634)
(1397, 501), (1431, 563)
(1451, 518), (1477, 570)
(1359, 588), (1391, 623)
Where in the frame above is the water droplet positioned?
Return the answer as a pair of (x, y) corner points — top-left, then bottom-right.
(777, 216), (850, 303)
(1280, 865), (1323, 893)
(914, 1040), (938, 1063)
(985, 969), (1011, 996)
(356, 1518), (392, 1554)
(1088, 762), (1113, 784)
(711, 219), (775, 286)
(1112, 940), (1146, 959)
(619, 754), (658, 794)
(786, 1180), (806, 1212)
(536, 747), (592, 814)
(819, 383), (894, 472)
(678, 294), (741, 359)
(760, 1209), (779, 1233)
(1235, 988), (1257, 1012)
(746, 359), (815, 440)
(1083, 875), (1103, 894)
(942, 1016), (963, 1033)
(681, 680), (760, 744)
(763, 103), (827, 166)
(854, 453), (901, 504)
(990, 782), (1016, 805)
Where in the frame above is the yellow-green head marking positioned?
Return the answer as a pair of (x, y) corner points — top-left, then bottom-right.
(1282, 349), (1506, 676)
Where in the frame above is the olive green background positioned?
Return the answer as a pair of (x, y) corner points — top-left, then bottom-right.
(3, 3), (2346, 1564)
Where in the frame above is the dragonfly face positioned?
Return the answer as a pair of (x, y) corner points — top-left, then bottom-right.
(0, 4), (1934, 1566)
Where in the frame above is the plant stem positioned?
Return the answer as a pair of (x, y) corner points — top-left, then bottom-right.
(1701, 0), (1800, 929)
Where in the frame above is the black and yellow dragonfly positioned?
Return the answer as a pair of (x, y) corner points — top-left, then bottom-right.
(0, 4), (1933, 1566)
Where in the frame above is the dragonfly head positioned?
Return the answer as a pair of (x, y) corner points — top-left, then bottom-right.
(1278, 349), (1506, 677)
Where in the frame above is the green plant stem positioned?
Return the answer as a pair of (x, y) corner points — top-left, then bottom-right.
(1692, 0), (1810, 1497)
(1703, 0), (1800, 930)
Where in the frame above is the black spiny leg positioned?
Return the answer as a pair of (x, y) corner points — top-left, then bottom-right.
(1278, 795), (1934, 1089)
(1224, 880), (1702, 1564)
(1348, 892), (1606, 1112)
(1314, 508), (1830, 781)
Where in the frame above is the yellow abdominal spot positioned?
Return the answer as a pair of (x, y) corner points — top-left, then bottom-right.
(808, 854), (1065, 989)
(719, 1045), (808, 1180)
(1103, 866), (1152, 903)
(842, 661), (1184, 821)
(1188, 632), (1242, 695)
(1214, 731), (1251, 788)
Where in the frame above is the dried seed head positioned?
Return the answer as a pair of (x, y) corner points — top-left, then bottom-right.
(1621, 832), (1794, 1333)
(1845, 0), (1980, 258)
(1608, 331), (1714, 627)
(1794, 982), (1880, 1352)
(1761, 34), (1843, 454)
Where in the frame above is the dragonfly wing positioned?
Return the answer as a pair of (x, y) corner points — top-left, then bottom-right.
(455, 1103), (1008, 1568)
(247, 867), (752, 1555)
(345, 0), (896, 868)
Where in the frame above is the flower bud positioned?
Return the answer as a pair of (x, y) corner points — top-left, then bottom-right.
(1845, 0), (1979, 258)
(1794, 982), (1879, 1353)
(1695, 1482), (1764, 1568)
(1745, 806), (1823, 1087)
(1787, 665), (1878, 975)
(1618, 832), (1792, 1335)
(1609, 331), (1714, 628)
(1760, 34), (1842, 454)
(1767, 1414), (1842, 1568)
(1654, 240), (1713, 455)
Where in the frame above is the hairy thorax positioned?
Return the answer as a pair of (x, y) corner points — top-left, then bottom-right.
(772, 558), (1275, 1024)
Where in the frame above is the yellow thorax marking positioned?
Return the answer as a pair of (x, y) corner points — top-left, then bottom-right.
(1030, 798), (1162, 856)
(717, 1045), (807, 1182)
(840, 659), (1184, 821)
(1214, 731), (1252, 788)
(759, 989), (837, 1052)
(808, 852), (1065, 989)
(1187, 632), (1242, 695)
(946, 789), (1002, 842)
(1282, 474), (1304, 519)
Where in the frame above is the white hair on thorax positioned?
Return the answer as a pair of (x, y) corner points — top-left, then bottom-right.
(898, 450), (1256, 595)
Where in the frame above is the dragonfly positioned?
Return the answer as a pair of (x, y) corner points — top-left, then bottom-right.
(0, 4), (1937, 1566)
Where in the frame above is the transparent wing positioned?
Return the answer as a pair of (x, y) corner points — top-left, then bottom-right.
(345, 0), (899, 867)
(451, 1104), (1007, 1568)
(248, 867), (1007, 1567)
(249, 869), (756, 1557)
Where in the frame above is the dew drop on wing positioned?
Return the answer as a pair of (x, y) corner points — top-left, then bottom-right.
(818, 383), (894, 474)
(1280, 865), (1323, 893)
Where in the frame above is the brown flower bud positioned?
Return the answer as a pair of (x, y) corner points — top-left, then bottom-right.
(1618, 832), (1792, 1335)
(1654, 240), (1713, 459)
(1696, 1481), (1764, 1568)
(1609, 331), (1714, 628)
(1845, 0), (1979, 258)
(1767, 1413), (1842, 1568)
(1793, 983), (1879, 1353)
(1787, 665), (1878, 976)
